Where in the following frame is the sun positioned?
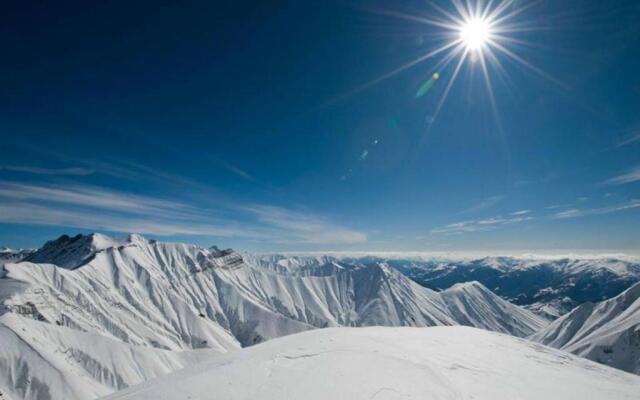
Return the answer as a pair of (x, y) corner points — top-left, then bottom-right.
(348, 0), (556, 129)
(459, 17), (492, 51)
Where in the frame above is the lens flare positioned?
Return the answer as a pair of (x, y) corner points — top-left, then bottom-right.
(416, 72), (441, 98)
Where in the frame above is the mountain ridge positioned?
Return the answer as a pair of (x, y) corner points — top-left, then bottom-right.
(530, 281), (640, 374)
(251, 254), (640, 319)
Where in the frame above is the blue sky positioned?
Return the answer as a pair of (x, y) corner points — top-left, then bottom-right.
(1, 0), (639, 252)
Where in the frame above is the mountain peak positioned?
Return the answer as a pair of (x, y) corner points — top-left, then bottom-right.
(126, 233), (147, 245)
(443, 281), (497, 297)
(448, 280), (485, 290)
(439, 280), (548, 337)
(24, 233), (135, 269)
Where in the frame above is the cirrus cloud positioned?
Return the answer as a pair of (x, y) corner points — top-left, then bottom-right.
(604, 166), (640, 185)
(0, 180), (366, 246)
(0, 165), (95, 176)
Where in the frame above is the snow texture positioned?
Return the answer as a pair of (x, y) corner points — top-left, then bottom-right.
(104, 326), (640, 400)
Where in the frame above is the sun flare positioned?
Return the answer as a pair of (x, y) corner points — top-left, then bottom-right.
(459, 17), (492, 51)
(347, 1), (560, 134)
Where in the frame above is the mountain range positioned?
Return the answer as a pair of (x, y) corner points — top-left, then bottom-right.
(257, 254), (640, 319)
(1, 233), (639, 399)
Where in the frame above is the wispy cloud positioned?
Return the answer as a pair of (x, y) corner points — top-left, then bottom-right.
(216, 159), (253, 181)
(0, 182), (191, 216)
(459, 195), (504, 215)
(0, 166), (95, 176)
(243, 205), (367, 244)
(0, 181), (366, 245)
(604, 166), (640, 185)
(431, 221), (487, 235)
(436, 198), (640, 233)
(617, 131), (640, 147)
(431, 214), (533, 235)
(0, 202), (257, 237)
(33, 157), (208, 193)
(553, 199), (640, 219)
(545, 204), (571, 210)
(553, 209), (582, 219)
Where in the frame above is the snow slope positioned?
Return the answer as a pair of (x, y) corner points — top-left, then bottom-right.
(243, 253), (347, 276)
(104, 326), (640, 400)
(530, 282), (640, 374)
(0, 313), (217, 400)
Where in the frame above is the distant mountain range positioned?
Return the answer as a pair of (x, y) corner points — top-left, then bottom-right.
(254, 254), (640, 319)
(1, 234), (639, 399)
(387, 256), (640, 318)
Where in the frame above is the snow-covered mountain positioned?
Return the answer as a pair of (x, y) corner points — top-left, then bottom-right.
(3, 234), (547, 344)
(0, 234), (243, 400)
(104, 326), (640, 400)
(256, 254), (640, 319)
(530, 282), (640, 375)
(0, 233), (549, 399)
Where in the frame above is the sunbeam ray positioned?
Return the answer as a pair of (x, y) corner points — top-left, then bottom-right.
(481, 0), (497, 19)
(324, 39), (462, 107)
(488, 39), (569, 89)
(428, 1), (467, 26)
(491, 0), (541, 26)
(430, 48), (468, 128)
(370, 8), (460, 30)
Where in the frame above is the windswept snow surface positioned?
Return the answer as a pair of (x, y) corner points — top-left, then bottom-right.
(0, 233), (551, 399)
(531, 282), (640, 374)
(104, 326), (640, 400)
